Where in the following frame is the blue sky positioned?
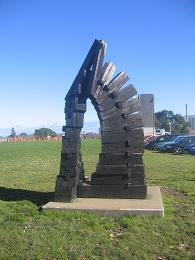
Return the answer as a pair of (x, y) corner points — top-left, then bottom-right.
(0, 0), (195, 131)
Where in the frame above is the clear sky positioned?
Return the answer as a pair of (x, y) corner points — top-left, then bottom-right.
(0, 0), (195, 129)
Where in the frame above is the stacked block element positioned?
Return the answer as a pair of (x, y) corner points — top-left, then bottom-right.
(54, 39), (147, 202)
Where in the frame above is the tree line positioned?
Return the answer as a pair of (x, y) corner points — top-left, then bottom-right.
(9, 128), (57, 138)
(155, 110), (191, 134)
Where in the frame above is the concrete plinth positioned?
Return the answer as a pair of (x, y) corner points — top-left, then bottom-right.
(42, 186), (164, 217)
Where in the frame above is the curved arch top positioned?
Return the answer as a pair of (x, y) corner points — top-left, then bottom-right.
(54, 40), (147, 202)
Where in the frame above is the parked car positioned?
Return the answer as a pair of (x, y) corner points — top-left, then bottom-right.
(144, 135), (156, 143)
(154, 135), (181, 150)
(145, 135), (179, 150)
(160, 136), (195, 153)
(183, 143), (195, 155)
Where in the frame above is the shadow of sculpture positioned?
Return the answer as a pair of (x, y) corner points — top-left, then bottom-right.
(0, 186), (54, 206)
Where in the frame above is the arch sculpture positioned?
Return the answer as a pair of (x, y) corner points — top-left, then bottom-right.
(54, 39), (147, 202)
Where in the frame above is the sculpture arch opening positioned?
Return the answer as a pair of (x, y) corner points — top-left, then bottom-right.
(54, 39), (147, 202)
(82, 99), (100, 135)
(81, 99), (100, 177)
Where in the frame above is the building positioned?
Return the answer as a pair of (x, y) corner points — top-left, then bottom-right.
(139, 94), (155, 136)
(188, 115), (195, 131)
(187, 115), (195, 135)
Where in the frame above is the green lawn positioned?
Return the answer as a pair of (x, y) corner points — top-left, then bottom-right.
(0, 140), (195, 259)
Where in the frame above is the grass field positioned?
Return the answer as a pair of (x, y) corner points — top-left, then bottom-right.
(0, 140), (195, 259)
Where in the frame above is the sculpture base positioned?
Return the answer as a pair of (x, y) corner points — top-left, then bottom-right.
(42, 186), (164, 217)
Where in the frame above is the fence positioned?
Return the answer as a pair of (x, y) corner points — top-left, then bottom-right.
(0, 136), (62, 142)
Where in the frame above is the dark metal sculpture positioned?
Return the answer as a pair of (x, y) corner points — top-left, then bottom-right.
(54, 39), (147, 202)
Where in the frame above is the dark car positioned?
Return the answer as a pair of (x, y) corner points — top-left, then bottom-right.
(145, 135), (179, 150)
(182, 143), (195, 155)
(154, 135), (181, 150)
(160, 136), (195, 153)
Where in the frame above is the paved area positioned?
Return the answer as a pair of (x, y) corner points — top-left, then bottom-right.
(42, 186), (164, 217)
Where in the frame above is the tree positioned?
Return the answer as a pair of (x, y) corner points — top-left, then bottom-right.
(34, 128), (57, 137)
(10, 127), (16, 137)
(155, 110), (191, 134)
(19, 133), (27, 137)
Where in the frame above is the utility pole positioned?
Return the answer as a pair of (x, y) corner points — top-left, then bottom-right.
(152, 96), (155, 135)
(185, 104), (188, 122)
(169, 122), (172, 134)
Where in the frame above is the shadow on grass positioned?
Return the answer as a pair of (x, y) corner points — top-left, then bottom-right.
(0, 187), (54, 206)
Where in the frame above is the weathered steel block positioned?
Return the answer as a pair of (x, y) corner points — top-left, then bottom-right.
(78, 183), (147, 199)
(92, 62), (116, 99)
(59, 165), (78, 178)
(91, 174), (128, 185)
(102, 128), (144, 144)
(102, 113), (143, 131)
(129, 174), (145, 185)
(61, 140), (80, 153)
(99, 153), (143, 165)
(66, 112), (85, 128)
(101, 98), (141, 120)
(63, 127), (81, 140)
(60, 153), (77, 167)
(97, 84), (137, 112)
(96, 71), (129, 104)
(127, 164), (145, 175)
(102, 142), (144, 154)
(54, 176), (77, 202)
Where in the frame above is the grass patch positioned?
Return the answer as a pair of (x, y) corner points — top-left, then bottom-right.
(0, 140), (195, 259)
